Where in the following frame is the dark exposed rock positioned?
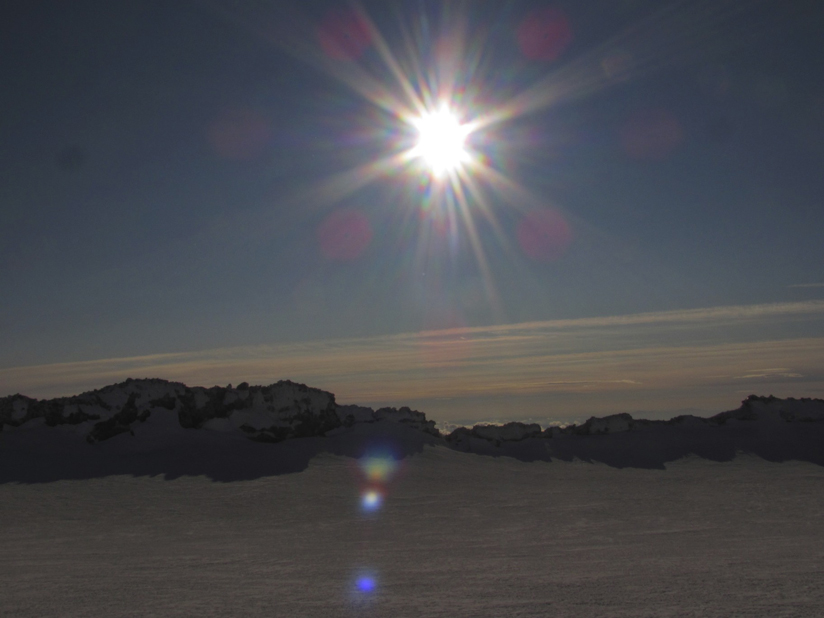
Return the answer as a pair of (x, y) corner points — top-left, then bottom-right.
(177, 390), (206, 429)
(176, 384), (259, 429)
(572, 413), (635, 436)
(1, 378), (345, 443)
(1, 393), (104, 432)
(0, 394), (35, 431)
(710, 403), (759, 425)
(249, 426), (292, 443)
(709, 394), (824, 425)
(39, 399), (100, 427)
(336, 404), (375, 427)
(2, 382), (823, 475)
(446, 422), (542, 449)
(374, 406), (439, 436)
(87, 393), (143, 443)
(149, 394), (177, 410)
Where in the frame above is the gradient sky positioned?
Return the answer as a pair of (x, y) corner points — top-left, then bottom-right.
(2, 0), (823, 422)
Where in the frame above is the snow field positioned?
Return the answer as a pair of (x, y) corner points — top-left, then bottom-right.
(1, 447), (823, 617)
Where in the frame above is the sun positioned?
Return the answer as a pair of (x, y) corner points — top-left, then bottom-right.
(409, 104), (472, 178)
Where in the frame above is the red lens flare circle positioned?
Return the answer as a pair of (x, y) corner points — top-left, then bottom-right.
(317, 9), (372, 61)
(317, 209), (373, 261)
(516, 209), (573, 261)
(208, 108), (272, 160)
(620, 109), (684, 161)
(517, 7), (573, 62)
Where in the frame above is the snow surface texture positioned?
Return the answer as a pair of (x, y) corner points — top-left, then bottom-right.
(2, 380), (824, 615)
(1, 450), (823, 617)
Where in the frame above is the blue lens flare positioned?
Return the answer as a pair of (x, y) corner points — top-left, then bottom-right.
(356, 576), (376, 593)
(361, 489), (383, 512)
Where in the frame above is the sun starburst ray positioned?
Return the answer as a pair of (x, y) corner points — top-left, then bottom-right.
(350, 3), (430, 118)
(477, 0), (743, 129)
(198, 0), (756, 331)
(397, 15), (433, 110)
(470, 164), (544, 215)
(449, 171), (503, 318)
(459, 170), (512, 253)
(302, 152), (409, 210)
(199, 0), (417, 118)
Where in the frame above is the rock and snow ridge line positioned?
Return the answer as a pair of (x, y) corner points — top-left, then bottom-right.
(0, 378), (438, 443)
(448, 394), (824, 445)
(1, 378), (823, 448)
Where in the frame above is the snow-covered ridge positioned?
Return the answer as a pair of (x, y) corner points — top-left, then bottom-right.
(1, 383), (824, 478)
(1, 380), (822, 452)
(445, 395), (824, 449)
(0, 378), (439, 443)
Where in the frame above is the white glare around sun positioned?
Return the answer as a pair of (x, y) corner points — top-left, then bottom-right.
(410, 105), (472, 177)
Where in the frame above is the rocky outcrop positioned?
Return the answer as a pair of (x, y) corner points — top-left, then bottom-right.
(0, 378), (446, 446)
(444, 395), (824, 459)
(2, 384), (823, 471)
(86, 392), (151, 443)
(336, 404), (376, 426)
(0, 378), (345, 444)
(187, 380), (341, 443)
(446, 421), (543, 449)
(0, 379), (178, 438)
(568, 413), (634, 436)
(374, 406), (439, 436)
(334, 404), (439, 435)
(0, 391), (108, 430)
(710, 394), (824, 424)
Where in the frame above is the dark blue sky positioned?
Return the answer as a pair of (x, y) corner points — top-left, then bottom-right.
(2, 0), (824, 415)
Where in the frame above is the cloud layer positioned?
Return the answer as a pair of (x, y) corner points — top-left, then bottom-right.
(3, 301), (824, 421)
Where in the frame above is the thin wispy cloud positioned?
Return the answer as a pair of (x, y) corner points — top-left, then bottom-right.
(733, 368), (805, 380)
(2, 301), (824, 419)
(788, 283), (824, 289)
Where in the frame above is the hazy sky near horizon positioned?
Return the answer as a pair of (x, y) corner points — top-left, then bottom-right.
(2, 0), (823, 419)
(4, 300), (824, 422)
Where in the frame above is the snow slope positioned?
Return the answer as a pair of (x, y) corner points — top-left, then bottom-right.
(2, 381), (823, 616)
(1, 449), (822, 617)
(1, 381), (823, 482)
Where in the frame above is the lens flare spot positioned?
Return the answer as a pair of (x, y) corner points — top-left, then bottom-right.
(317, 9), (372, 61)
(410, 105), (472, 178)
(601, 50), (634, 82)
(361, 489), (383, 512)
(356, 576), (376, 593)
(317, 209), (373, 261)
(208, 108), (272, 160)
(518, 7), (573, 61)
(517, 209), (573, 261)
(620, 108), (683, 161)
(359, 456), (398, 483)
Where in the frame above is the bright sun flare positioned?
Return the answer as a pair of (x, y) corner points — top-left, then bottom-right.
(410, 105), (472, 177)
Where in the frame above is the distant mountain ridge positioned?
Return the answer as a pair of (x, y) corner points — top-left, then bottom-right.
(448, 394), (824, 444)
(0, 378), (438, 443)
(1, 379), (823, 480)
(2, 378), (823, 443)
